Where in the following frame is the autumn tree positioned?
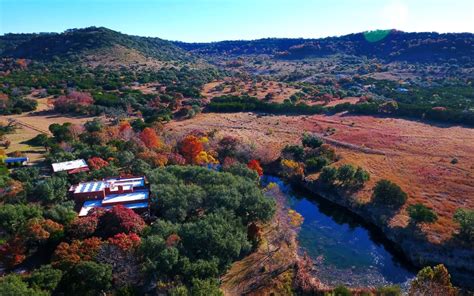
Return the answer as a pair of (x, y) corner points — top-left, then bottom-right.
(178, 135), (203, 164)
(409, 264), (457, 296)
(87, 157), (109, 171)
(52, 237), (103, 269)
(107, 233), (141, 251)
(96, 205), (146, 238)
(139, 127), (161, 149)
(52, 91), (94, 113)
(0, 236), (27, 268)
(247, 159), (263, 176)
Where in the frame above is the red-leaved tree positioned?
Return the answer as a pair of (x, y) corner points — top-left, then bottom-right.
(87, 156), (109, 171)
(107, 233), (141, 251)
(52, 91), (94, 113)
(97, 206), (146, 238)
(247, 159), (264, 176)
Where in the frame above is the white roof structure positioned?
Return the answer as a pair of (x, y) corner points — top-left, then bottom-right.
(72, 177), (146, 194)
(74, 181), (106, 194)
(78, 199), (149, 217)
(52, 159), (88, 172)
(102, 190), (149, 206)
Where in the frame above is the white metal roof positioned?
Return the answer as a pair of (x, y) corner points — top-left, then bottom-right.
(52, 159), (88, 172)
(73, 177), (146, 194)
(78, 199), (103, 217)
(102, 190), (149, 206)
(74, 181), (106, 194)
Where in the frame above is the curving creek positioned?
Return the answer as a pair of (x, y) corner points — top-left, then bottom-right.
(262, 176), (416, 289)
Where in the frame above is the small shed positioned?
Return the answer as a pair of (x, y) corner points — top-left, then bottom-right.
(52, 159), (89, 174)
(5, 157), (29, 166)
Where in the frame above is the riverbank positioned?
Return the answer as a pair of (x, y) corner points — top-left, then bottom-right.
(296, 177), (474, 290)
(263, 159), (474, 290)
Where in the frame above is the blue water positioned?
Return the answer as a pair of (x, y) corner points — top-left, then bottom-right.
(262, 176), (415, 287)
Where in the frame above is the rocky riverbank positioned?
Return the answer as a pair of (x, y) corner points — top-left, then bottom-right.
(298, 178), (474, 290)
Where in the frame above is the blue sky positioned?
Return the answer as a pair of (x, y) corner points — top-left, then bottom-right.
(1, 0), (473, 42)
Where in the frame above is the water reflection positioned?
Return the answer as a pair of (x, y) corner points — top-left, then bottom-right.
(262, 176), (415, 287)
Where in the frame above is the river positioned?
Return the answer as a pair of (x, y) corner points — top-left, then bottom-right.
(262, 176), (416, 289)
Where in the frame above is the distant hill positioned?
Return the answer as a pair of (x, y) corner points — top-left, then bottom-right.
(174, 30), (474, 64)
(1, 27), (193, 64)
(2, 28), (473, 65)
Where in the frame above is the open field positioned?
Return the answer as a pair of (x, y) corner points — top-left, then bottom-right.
(166, 112), (474, 243)
(202, 79), (300, 103)
(2, 98), (100, 162)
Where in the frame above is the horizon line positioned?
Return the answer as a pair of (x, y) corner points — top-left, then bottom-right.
(1, 26), (473, 43)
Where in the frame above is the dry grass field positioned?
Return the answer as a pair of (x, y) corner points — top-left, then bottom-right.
(2, 98), (100, 162)
(202, 79), (300, 103)
(166, 112), (474, 243)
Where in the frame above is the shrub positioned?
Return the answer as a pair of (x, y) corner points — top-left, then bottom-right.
(453, 208), (474, 242)
(376, 285), (401, 296)
(407, 203), (438, 224)
(337, 164), (356, 184)
(333, 285), (352, 296)
(353, 167), (370, 187)
(282, 145), (304, 161)
(58, 261), (112, 296)
(409, 264), (457, 296)
(302, 133), (323, 148)
(372, 179), (407, 208)
(319, 166), (338, 185)
(305, 156), (329, 173)
(28, 265), (63, 292)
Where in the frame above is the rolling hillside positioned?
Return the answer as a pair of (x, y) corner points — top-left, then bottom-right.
(0, 27), (194, 64)
(174, 30), (474, 64)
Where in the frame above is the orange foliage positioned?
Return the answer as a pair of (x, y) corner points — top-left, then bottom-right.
(87, 157), (109, 170)
(137, 151), (168, 167)
(178, 135), (203, 164)
(247, 159), (264, 176)
(52, 237), (103, 268)
(139, 127), (162, 149)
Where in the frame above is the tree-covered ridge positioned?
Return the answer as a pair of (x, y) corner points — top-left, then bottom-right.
(174, 30), (474, 64)
(1, 27), (193, 62)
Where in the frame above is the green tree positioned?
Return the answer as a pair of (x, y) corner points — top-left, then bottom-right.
(319, 166), (338, 185)
(372, 180), (407, 208)
(337, 164), (356, 185)
(453, 208), (474, 242)
(0, 204), (43, 234)
(49, 123), (73, 142)
(28, 265), (63, 293)
(407, 203), (438, 225)
(33, 176), (68, 204)
(353, 167), (370, 187)
(305, 156), (329, 173)
(0, 274), (47, 296)
(190, 278), (223, 296)
(59, 261), (112, 296)
(302, 133), (323, 148)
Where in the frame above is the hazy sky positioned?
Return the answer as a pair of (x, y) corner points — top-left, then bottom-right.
(1, 0), (473, 42)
